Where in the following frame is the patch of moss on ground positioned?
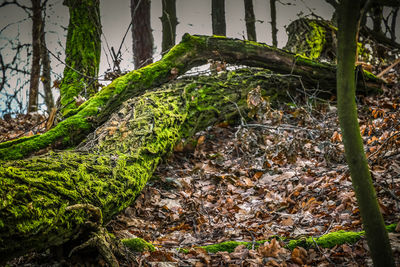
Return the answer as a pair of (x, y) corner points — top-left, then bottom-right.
(202, 240), (268, 253)
(178, 225), (398, 254)
(122, 238), (155, 252)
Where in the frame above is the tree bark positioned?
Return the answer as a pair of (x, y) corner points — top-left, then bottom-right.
(390, 7), (398, 41)
(285, 17), (400, 64)
(336, 1), (395, 266)
(284, 18), (337, 61)
(61, 0), (101, 115)
(0, 34), (384, 161)
(370, 4), (383, 33)
(160, 0), (177, 53)
(131, 0), (154, 69)
(244, 0), (257, 41)
(40, 7), (54, 112)
(269, 0), (278, 47)
(27, 0), (42, 113)
(212, 0), (226, 36)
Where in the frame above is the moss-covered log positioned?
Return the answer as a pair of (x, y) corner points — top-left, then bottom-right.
(0, 68), (302, 263)
(0, 34), (385, 161)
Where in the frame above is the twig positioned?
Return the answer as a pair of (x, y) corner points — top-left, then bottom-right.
(368, 131), (400, 161)
(377, 57), (400, 78)
(310, 236), (336, 265)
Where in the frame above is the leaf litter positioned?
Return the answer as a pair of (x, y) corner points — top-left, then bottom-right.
(106, 78), (400, 265)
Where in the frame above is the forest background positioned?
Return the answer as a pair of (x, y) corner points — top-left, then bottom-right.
(0, 0), (362, 115)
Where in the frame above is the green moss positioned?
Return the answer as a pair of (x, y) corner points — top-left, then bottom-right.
(178, 225), (398, 254)
(386, 223), (397, 232)
(361, 69), (380, 82)
(0, 83), (188, 258)
(0, 68), (296, 260)
(295, 54), (334, 69)
(177, 248), (189, 253)
(61, 0), (101, 115)
(201, 240), (267, 253)
(306, 21), (327, 59)
(287, 231), (362, 250)
(0, 34), (203, 161)
(122, 238), (155, 252)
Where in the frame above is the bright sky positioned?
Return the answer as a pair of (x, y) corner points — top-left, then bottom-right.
(0, 0), (398, 115)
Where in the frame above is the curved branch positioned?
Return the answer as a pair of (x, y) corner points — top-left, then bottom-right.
(0, 34), (385, 160)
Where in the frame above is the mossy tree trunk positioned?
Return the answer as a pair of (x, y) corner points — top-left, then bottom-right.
(0, 68), (301, 263)
(284, 18), (337, 61)
(61, 0), (101, 115)
(212, 0), (226, 36)
(160, 0), (178, 53)
(0, 34), (385, 161)
(336, 1), (395, 266)
(244, 0), (257, 41)
(131, 0), (154, 69)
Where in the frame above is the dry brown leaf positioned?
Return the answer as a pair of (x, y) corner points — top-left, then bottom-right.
(281, 217), (294, 226)
(258, 238), (281, 258)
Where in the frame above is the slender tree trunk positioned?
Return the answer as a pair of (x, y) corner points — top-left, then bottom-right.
(40, 7), (54, 112)
(61, 0), (101, 115)
(212, 0), (226, 36)
(27, 0), (42, 113)
(160, 0), (177, 53)
(244, 0), (257, 41)
(390, 7), (398, 41)
(131, 0), (154, 69)
(269, 0), (278, 47)
(371, 4), (383, 33)
(337, 1), (395, 266)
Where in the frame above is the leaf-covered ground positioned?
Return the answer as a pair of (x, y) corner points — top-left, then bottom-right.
(2, 65), (400, 266)
(105, 75), (400, 266)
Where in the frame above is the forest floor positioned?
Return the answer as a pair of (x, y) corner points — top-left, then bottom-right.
(2, 66), (400, 266)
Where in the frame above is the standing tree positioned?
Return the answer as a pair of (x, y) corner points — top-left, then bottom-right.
(336, 1), (395, 266)
(60, 0), (101, 115)
(40, 2), (54, 112)
(211, 0), (226, 36)
(244, 0), (257, 41)
(160, 0), (178, 53)
(27, 0), (42, 112)
(1, 0), (55, 114)
(269, 0), (278, 47)
(131, 0), (154, 69)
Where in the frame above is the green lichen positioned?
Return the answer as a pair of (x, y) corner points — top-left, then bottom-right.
(122, 238), (155, 252)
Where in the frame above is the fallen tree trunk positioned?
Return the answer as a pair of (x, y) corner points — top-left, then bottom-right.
(0, 68), (302, 262)
(0, 34), (384, 161)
